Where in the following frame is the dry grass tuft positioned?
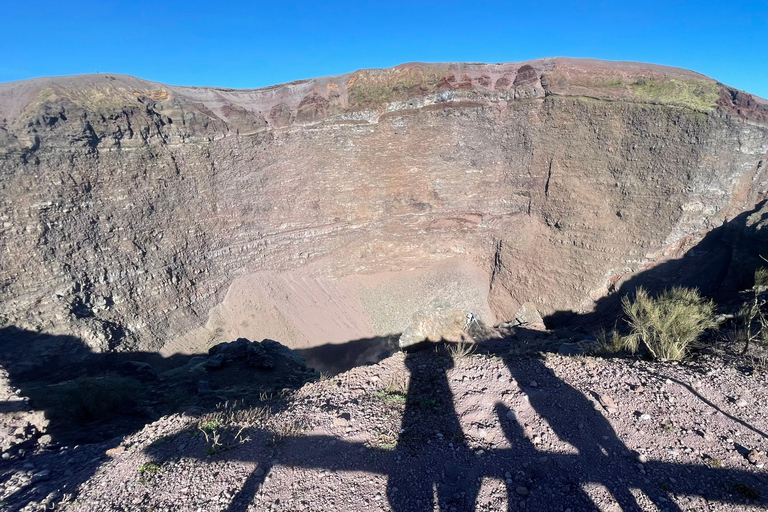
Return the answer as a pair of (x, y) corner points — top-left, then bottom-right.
(622, 286), (716, 361)
(447, 340), (476, 361)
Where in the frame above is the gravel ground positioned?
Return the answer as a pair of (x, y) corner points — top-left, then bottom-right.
(36, 347), (767, 512)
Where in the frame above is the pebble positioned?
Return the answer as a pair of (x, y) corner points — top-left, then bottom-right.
(515, 486), (529, 496)
(254, 467), (265, 477)
(747, 450), (764, 466)
(637, 453), (648, 464)
(529, 381), (538, 388)
(31, 470), (51, 483)
(106, 446), (126, 457)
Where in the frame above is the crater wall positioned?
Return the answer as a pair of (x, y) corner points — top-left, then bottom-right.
(1, 58), (767, 353)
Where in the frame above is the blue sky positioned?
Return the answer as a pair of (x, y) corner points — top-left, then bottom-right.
(2, 1), (767, 98)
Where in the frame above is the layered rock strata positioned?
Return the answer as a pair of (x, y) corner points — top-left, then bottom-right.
(0, 58), (767, 353)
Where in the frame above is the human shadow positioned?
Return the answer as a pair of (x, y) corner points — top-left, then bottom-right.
(546, 201), (768, 330)
(385, 347), (482, 511)
(141, 340), (766, 512)
(498, 353), (668, 511)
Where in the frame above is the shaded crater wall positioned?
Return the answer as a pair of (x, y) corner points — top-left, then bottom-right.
(1, 60), (767, 353)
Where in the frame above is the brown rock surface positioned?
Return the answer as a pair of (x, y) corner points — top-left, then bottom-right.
(57, 350), (768, 511)
(1, 58), (767, 356)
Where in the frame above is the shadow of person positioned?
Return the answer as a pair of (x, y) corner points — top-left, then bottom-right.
(386, 347), (482, 512)
(498, 353), (683, 512)
(131, 336), (767, 511)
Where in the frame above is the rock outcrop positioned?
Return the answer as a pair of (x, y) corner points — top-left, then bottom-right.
(1, 58), (767, 354)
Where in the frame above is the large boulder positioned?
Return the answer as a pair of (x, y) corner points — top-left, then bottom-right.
(398, 308), (469, 349)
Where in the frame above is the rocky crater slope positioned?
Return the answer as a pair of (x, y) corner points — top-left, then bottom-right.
(1, 58), (768, 357)
(15, 348), (767, 511)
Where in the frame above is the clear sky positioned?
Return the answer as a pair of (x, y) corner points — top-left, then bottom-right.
(2, 0), (767, 98)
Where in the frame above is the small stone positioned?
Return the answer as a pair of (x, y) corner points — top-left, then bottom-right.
(747, 450), (764, 465)
(598, 393), (618, 413)
(515, 486), (529, 497)
(506, 410), (516, 421)
(529, 381), (538, 388)
(30, 470), (51, 483)
(254, 467), (266, 477)
(106, 446), (126, 457)
(639, 413), (652, 421)
(637, 453), (648, 464)
(333, 413), (351, 428)
(736, 399), (748, 407)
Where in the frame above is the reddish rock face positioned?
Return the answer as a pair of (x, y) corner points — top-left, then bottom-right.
(0, 58), (766, 355)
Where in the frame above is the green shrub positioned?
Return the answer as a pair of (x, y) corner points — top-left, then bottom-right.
(621, 287), (716, 360)
(593, 327), (627, 355)
(138, 461), (162, 477)
(738, 267), (768, 354)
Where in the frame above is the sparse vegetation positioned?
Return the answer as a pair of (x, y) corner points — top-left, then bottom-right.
(738, 266), (768, 355)
(197, 401), (269, 455)
(376, 433), (398, 450)
(593, 327), (627, 355)
(629, 77), (720, 111)
(269, 415), (310, 445)
(621, 286), (716, 360)
(447, 340), (476, 361)
(199, 419), (224, 431)
(138, 461), (162, 479)
(705, 456), (723, 468)
(375, 376), (409, 404)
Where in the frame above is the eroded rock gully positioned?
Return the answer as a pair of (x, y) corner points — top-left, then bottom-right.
(1, 58), (767, 359)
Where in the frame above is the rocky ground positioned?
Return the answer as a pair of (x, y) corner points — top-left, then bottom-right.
(4, 339), (766, 512)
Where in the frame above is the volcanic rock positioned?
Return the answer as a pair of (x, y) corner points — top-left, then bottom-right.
(0, 58), (766, 359)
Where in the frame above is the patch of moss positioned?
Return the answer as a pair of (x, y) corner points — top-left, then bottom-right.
(629, 78), (719, 112)
(348, 68), (446, 107)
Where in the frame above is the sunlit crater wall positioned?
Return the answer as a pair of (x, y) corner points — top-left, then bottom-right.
(0, 58), (766, 354)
